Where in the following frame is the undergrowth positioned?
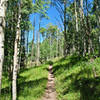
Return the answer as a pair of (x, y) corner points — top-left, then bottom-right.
(53, 54), (100, 100)
(1, 64), (48, 100)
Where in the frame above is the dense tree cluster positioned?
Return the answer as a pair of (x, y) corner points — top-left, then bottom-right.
(0, 0), (100, 100)
(0, 0), (50, 99)
(29, 0), (100, 64)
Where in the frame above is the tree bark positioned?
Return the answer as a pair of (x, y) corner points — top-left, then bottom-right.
(75, 0), (78, 32)
(63, 0), (67, 56)
(96, 0), (100, 55)
(26, 31), (29, 65)
(56, 30), (59, 57)
(36, 18), (41, 66)
(83, 39), (86, 56)
(12, 3), (21, 100)
(50, 33), (52, 59)
(85, 0), (91, 55)
(0, 0), (7, 94)
(62, 36), (64, 57)
(79, 0), (85, 55)
(74, 0), (78, 53)
(31, 16), (35, 66)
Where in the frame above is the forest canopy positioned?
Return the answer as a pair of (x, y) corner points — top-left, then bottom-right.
(0, 0), (100, 100)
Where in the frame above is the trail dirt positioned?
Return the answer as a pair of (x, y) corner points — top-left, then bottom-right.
(42, 65), (57, 100)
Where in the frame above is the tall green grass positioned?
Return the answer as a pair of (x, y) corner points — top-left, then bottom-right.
(1, 64), (48, 100)
(53, 55), (100, 100)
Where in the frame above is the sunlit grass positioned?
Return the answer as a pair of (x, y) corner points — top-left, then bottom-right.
(53, 55), (100, 100)
(1, 64), (48, 100)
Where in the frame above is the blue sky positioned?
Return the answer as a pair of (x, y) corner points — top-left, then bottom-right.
(28, 6), (60, 43)
(28, 0), (93, 43)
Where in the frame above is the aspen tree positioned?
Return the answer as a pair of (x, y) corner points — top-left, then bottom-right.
(0, 0), (7, 94)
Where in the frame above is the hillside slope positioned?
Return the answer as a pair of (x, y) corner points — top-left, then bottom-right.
(1, 64), (48, 100)
(53, 55), (100, 100)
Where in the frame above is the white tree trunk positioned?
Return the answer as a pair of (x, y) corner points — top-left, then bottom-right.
(31, 16), (35, 66)
(0, 0), (7, 94)
(62, 37), (64, 57)
(83, 38), (86, 56)
(98, 16), (100, 55)
(75, 0), (78, 32)
(97, 1), (100, 55)
(80, 0), (84, 18)
(50, 34), (52, 59)
(36, 31), (40, 66)
(36, 18), (41, 66)
(56, 30), (58, 57)
(12, 4), (21, 100)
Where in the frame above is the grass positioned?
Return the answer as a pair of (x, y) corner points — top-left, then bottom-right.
(1, 55), (100, 100)
(53, 54), (100, 100)
(1, 64), (48, 100)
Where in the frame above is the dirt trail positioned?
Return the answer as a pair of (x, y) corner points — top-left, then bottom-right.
(42, 65), (57, 100)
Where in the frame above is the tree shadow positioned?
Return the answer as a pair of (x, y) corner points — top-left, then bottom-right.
(62, 70), (100, 100)
(17, 77), (48, 99)
(53, 54), (100, 100)
(53, 55), (87, 75)
(1, 86), (11, 95)
(1, 69), (48, 100)
(72, 77), (100, 100)
(1, 84), (11, 100)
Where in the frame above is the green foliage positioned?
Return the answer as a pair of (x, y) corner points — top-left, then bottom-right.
(40, 39), (50, 61)
(40, 27), (46, 37)
(46, 60), (53, 65)
(4, 0), (34, 72)
(1, 64), (48, 100)
(53, 55), (100, 100)
(33, 0), (50, 18)
(46, 23), (58, 36)
(2, 0), (100, 99)
(29, 23), (64, 63)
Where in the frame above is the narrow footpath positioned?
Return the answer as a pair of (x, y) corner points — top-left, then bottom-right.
(42, 65), (57, 100)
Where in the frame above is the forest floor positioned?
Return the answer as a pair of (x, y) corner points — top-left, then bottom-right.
(1, 64), (48, 100)
(53, 54), (100, 100)
(2, 54), (100, 100)
(42, 65), (57, 100)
